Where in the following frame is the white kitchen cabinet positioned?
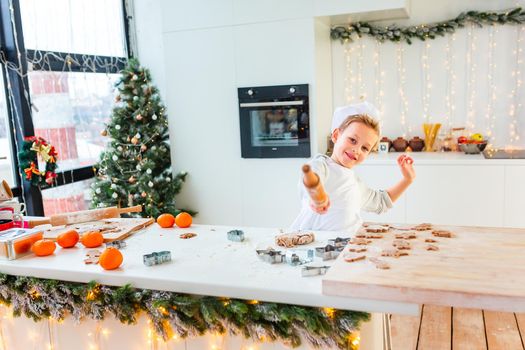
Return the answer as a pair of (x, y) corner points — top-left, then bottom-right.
(504, 165), (525, 228)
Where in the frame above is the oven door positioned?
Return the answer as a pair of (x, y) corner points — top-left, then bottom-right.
(239, 99), (310, 158)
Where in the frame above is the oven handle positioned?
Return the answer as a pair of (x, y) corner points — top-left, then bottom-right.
(239, 101), (304, 107)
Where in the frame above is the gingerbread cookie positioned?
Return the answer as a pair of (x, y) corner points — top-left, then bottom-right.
(395, 232), (417, 239)
(350, 237), (372, 245)
(180, 233), (197, 239)
(413, 223), (432, 231)
(347, 245), (367, 253)
(432, 230), (453, 238)
(425, 238), (438, 243)
(364, 224), (390, 233)
(343, 253), (366, 263)
(426, 244), (439, 251)
(381, 248), (408, 258)
(393, 239), (411, 250)
(275, 232), (315, 248)
(84, 249), (101, 264)
(369, 257), (390, 269)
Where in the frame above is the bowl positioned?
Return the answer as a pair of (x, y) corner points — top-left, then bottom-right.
(459, 142), (488, 154)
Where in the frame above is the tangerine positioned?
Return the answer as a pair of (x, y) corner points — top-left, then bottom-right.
(32, 239), (56, 256)
(99, 247), (123, 270)
(81, 230), (104, 248)
(57, 229), (79, 248)
(175, 212), (192, 228)
(157, 213), (175, 228)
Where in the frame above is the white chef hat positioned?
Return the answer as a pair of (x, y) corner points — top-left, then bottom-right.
(331, 101), (380, 133)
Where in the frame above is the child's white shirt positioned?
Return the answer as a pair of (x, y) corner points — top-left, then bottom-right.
(290, 154), (393, 234)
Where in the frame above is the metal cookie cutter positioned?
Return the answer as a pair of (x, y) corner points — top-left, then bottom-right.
(143, 251), (172, 266)
(301, 265), (331, 277)
(315, 244), (344, 261)
(327, 237), (351, 248)
(285, 248), (314, 266)
(256, 248), (285, 264)
(227, 229), (245, 242)
(106, 240), (126, 249)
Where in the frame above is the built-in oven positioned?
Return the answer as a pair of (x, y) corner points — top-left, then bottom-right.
(238, 84), (310, 158)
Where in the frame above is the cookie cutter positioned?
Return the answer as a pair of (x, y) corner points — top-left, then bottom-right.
(256, 248), (285, 264)
(106, 240), (126, 249)
(227, 229), (245, 242)
(301, 265), (331, 277)
(143, 251), (171, 266)
(314, 244), (344, 261)
(327, 237), (351, 248)
(285, 248), (314, 266)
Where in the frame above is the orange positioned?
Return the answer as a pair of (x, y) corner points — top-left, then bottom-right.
(157, 213), (175, 228)
(57, 229), (79, 248)
(99, 247), (123, 270)
(81, 230), (104, 248)
(175, 212), (192, 228)
(32, 239), (56, 256)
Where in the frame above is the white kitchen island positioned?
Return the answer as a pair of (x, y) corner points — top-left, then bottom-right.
(0, 223), (418, 350)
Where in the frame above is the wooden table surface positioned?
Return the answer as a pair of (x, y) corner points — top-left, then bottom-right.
(322, 224), (525, 313)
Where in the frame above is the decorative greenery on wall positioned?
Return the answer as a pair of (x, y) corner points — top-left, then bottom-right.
(331, 7), (525, 44)
(0, 274), (369, 349)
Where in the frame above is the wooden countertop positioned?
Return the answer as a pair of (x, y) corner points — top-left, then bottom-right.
(322, 224), (525, 313)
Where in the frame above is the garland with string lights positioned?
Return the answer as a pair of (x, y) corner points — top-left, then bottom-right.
(0, 274), (368, 349)
(331, 7), (525, 44)
(17, 136), (58, 187)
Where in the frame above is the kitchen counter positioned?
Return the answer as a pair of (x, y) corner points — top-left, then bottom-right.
(0, 224), (418, 315)
(364, 151), (525, 165)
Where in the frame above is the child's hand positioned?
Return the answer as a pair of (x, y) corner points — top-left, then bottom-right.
(310, 198), (330, 214)
(397, 154), (415, 182)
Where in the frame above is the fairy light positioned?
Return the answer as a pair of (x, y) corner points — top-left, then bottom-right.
(486, 25), (497, 146)
(323, 307), (336, 319)
(247, 300), (259, 305)
(466, 23), (478, 132)
(444, 33), (457, 131)
(348, 332), (361, 350)
(345, 41), (356, 103)
(357, 38), (366, 100)
(397, 44), (409, 137)
(421, 40), (432, 123)
(373, 40), (385, 120)
(509, 25), (523, 145)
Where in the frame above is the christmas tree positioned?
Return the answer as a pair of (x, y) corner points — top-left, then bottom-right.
(91, 58), (190, 218)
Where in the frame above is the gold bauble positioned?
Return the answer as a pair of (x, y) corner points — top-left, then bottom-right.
(128, 176), (136, 183)
(131, 137), (139, 145)
(136, 114), (143, 121)
(100, 129), (107, 136)
(141, 191), (147, 198)
(140, 144), (147, 152)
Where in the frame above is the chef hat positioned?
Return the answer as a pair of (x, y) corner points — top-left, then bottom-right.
(331, 101), (380, 133)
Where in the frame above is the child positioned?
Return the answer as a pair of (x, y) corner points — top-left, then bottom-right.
(290, 101), (415, 233)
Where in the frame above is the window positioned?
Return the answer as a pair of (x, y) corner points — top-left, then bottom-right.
(0, 0), (130, 215)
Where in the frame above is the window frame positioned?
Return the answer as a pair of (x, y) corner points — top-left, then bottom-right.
(0, 0), (132, 215)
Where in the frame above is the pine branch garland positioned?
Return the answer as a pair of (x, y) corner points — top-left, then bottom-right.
(331, 7), (525, 44)
(0, 274), (368, 349)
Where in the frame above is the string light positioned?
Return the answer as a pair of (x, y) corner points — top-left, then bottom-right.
(485, 25), (497, 146)
(444, 33), (457, 131)
(344, 41), (356, 103)
(421, 40), (432, 123)
(397, 44), (409, 137)
(466, 23), (478, 132)
(508, 25), (523, 146)
(373, 40), (385, 120)
(357, 38), (366, 100)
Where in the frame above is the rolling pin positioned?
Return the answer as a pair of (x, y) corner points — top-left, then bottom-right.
(28, 205), (143, 227)
(302, 164), (328, 207)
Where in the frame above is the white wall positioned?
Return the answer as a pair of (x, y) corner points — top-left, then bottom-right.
(132, 0), (410, 227)
(133, 0), (524, 228)
(331, 0), (525, 149)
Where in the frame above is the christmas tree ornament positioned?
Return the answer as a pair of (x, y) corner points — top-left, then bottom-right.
(115, 125), (121, 130)
(133, 89), (138, 94)
(136, 114), (143, 121)
(136, 164), (141, 170)
(95, 188), (101, 194)
(111, 183), (117, 190)
(166, 177), (171, 182)
(151, 146), (157, 151)
(100, 129), (108, 136)
(135, 133), (141, 139)
(112, 193), (118, 199)
(152, 114), (158, 120)
(128, 176), (136, 183)
(131, 137), (139, 145)
(112, 155), (118, 161)
(115, 95), (121, 102)
(132, 74), (138, 81)
(140, 144), (147, 152)
(146, 169), (152, 174)
(141, 191), (147, 198)
(117, 146), (123, 152)
(148, 181), (154, 187)
(133, 96), (139, 101)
